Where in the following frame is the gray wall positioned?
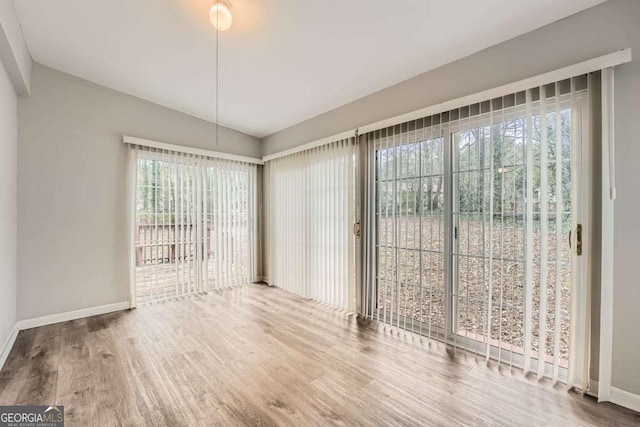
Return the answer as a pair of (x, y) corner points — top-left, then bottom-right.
(0, 59), (17, 352)
(262, 0), (640, 396)
(17, 63), (261, 321)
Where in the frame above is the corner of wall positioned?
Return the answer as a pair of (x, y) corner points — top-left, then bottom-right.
(0, 52), (18, 371)
(0, 0), (32, 95)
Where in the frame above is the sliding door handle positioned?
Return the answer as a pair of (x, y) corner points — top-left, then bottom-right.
(568, 225), (583, 255)
(576, 224), (582, 256)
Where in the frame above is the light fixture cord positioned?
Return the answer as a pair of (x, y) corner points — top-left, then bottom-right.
(216, 3), (219, 146)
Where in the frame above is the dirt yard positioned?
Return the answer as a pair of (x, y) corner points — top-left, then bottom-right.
(377, 215), (571, 362)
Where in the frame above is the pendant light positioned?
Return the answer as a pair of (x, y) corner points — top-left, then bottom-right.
(210, 1), (232, 31)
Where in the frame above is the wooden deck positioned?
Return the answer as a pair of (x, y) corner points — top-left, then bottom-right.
(0, 285), (637, 426)
(135, 260), (250, 304)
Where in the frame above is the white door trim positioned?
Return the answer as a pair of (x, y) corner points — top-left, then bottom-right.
(597, 67), (616, 403)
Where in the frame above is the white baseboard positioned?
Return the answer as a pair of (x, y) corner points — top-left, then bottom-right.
(15, 301), (131, 331)
(0, 324), (20, 371)
(0, 301), (131, 373)
(611, 387), (640, 413)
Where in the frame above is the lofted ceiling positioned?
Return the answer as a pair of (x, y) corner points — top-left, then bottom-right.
(14, 0), (604, 138)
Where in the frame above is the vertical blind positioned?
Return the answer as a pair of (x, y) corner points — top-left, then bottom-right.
(128, 145), (258, 304)
(265, 138), (356, 311)
(360, 75), (593, 389)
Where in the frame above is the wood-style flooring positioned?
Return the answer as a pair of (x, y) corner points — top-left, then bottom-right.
(0, 284), (638, 426)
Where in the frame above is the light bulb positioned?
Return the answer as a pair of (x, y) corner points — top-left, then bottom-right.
(210, 2), (233, 31)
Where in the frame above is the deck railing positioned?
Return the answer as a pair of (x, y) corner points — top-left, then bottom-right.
(135, 223), (212, 266)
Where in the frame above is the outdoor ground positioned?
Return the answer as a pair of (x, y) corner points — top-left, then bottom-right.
(377, 215), (571, 362)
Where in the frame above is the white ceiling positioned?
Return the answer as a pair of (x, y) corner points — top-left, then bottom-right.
(14, 0), (604, 138)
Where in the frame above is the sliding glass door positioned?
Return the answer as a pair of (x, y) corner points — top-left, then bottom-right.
(131, 148), (258, 305)
(452, 115), (529, 361)
(265, 138), (356, 311)
(451, 97), (581, 375)
(367, 78), (589, 383)
(376, 134), (446, 336)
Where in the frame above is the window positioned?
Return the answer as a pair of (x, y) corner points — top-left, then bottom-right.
(376, 134), (446, 335)
(363, 77), (590, 385)
(131, 147), (258, 304)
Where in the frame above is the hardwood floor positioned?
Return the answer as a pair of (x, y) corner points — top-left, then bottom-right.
(0, 284), (637, 426)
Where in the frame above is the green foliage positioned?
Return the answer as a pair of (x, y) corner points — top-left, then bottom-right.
(377, 109), (572, 231)
(135, 158), (251, 225)
(136, 159), (177, 224)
